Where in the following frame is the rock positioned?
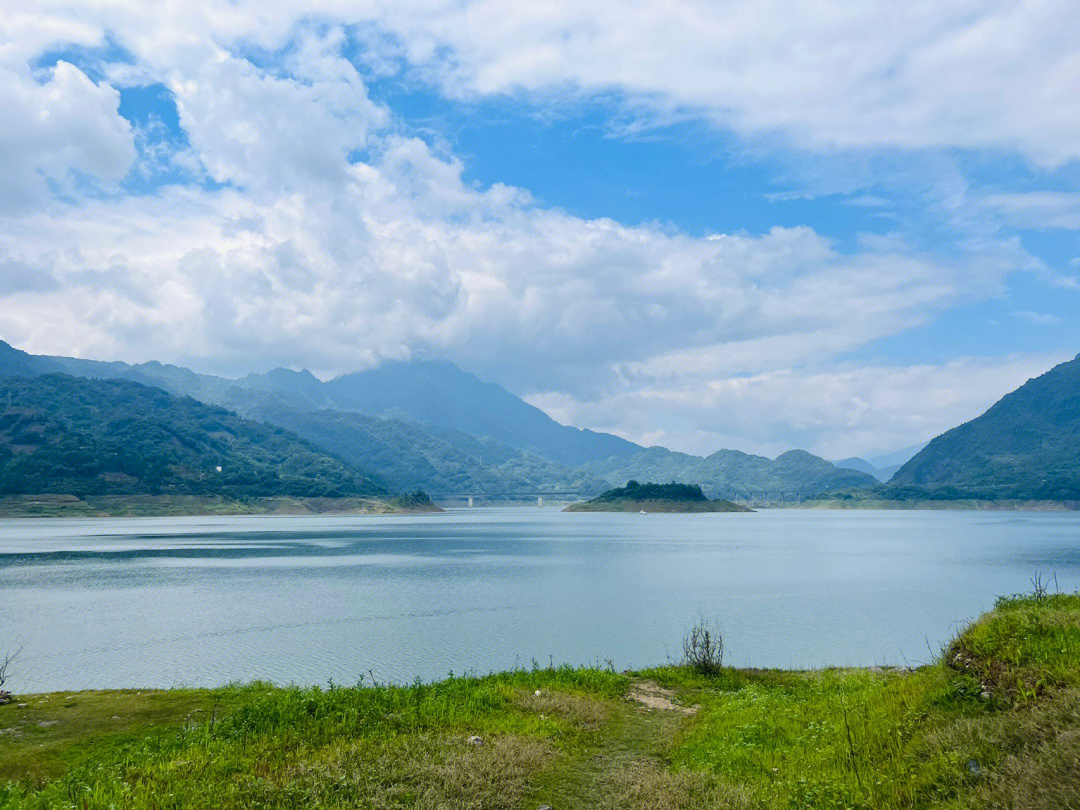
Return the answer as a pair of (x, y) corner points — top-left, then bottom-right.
(968, 759), (981, 776)
(868, 666), (885, 674)
(466, 735), (483, 746)
(0, 691), (11, 705)
(16, 703), (27, 708)
(534, 690), (542, 697)
(538, 805), (553, 810)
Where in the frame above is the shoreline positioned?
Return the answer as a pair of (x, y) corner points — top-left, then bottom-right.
(5, 494), (1080, 517)
(0, 493), (443, 519)
(2, 592), (1077, 808)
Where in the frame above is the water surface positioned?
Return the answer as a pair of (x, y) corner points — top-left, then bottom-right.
(3, 508), (1079, 692)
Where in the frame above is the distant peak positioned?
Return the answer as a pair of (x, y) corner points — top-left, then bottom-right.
(268, 366), (320, 381)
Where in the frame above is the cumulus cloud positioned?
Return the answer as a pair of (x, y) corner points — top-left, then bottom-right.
(526, 354), (1072, 458)
(0, 60), (135, 213)
(0, 3), (1075, 457)
(8, 2), (1080, 164)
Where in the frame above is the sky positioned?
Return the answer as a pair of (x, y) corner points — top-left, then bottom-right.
(1, 2), (1079, 459)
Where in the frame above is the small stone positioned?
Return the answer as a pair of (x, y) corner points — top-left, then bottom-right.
(980, 690), (992, 699)
(112, 715), (120, 720)
(538, 805), (553, 810)
(968, 759), (981, 776)
(16, 703), (27, 708)
(534, 690), (542, 697)
(466, 735), (483, 746)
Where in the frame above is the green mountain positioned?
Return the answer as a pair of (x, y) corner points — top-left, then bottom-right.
(887, 354), (1080, 501)
(0, 340), (876, 498)
(0, 341), (606, 496)
(0, 375), (382, 498)
(581, 446), (879, 495)
(317, 361), (641, 467)
(244, 404), (607, 496)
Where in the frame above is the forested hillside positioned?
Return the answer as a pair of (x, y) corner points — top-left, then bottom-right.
(0, 375), (382, 498)
(581, 446), (879, 495)
(887, 354), (1080, 501)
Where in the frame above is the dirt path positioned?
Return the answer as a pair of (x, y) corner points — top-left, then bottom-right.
(627, 680), (697, 715)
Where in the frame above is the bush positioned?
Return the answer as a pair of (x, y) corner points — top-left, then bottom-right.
(683, 618), (724, 675)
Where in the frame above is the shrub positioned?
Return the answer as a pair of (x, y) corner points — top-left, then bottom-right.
(683, 618), (724, 675)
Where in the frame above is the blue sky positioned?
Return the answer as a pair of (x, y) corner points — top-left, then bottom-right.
(2, 3), (1079, 458)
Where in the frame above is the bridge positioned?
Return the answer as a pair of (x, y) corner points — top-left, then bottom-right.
(716, 491), (832, 506)
(431, 492), (587, 508)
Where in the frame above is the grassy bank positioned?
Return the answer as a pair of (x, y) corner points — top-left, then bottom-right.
(0, 494), (443, 518)
(2, 593), (1078, 808)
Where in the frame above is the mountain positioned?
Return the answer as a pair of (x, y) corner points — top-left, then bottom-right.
(1, 342), (640, 467)
(833, 444), (928, 482)
(318, 361), (640, 466)
(832, 457), (881, 478)
(0, 374), (382, 498)
(887, 355), (1080, 500)
(0, 340), (878, 497)
(0, 340), (609, 495)
(581, 446), (879, 496)
(244, 403), (607, 496)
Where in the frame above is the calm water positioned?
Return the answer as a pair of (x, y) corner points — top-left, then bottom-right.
(3, 508), (1080, 692)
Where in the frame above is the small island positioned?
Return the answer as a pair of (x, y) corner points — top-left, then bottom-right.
(564, 480), (753, 512)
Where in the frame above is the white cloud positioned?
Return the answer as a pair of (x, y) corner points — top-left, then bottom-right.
(981, 192), (1080, 230)
(6, 1), (1080, 165)
(1, 5), (1075, 458)
(0, 60), (135, 213)
(526, 354), (1072, 458)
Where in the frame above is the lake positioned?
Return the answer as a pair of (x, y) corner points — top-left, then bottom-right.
(3, 508), (1080, 693)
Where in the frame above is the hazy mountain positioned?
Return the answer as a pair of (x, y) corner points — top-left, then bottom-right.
(246, 403), (607, 496)
(866, 443), (927, 470)
(0, 340), (882, 497)
(0, 341), (607, 495)
(832, 443), (926, 482)
(832, 457), (880, 478)
(0, 375), (382, 498)
(581, 446), (879, 496)
(2, 342), (639, 466)
(887, 354), (1080, 500)
(318, 361), (641, 466)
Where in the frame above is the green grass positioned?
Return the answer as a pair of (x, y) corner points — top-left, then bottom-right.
(3, 595), (1079, 809)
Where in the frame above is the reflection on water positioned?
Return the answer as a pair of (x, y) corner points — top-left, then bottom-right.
(3, 508), (1080, 691)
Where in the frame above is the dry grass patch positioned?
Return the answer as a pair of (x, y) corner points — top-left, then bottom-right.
(600, 758), (757, 810)
(510, 688), (610, 729)
(283, 733), (556, 810)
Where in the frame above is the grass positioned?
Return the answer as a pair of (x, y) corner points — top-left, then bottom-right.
(2, 594), (1079, 808)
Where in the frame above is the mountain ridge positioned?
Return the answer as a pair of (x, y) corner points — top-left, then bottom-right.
(885, 353), (1080, 501)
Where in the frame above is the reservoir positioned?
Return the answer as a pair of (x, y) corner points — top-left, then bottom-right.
(3, 508), (1080, 692)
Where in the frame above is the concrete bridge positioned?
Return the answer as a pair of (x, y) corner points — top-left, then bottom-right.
(432, 492), (587, 508)
(717, 491), (830, 506)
